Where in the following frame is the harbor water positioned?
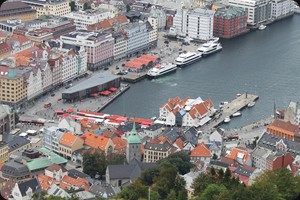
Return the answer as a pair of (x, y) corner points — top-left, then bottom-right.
(103, 15), (300, 129)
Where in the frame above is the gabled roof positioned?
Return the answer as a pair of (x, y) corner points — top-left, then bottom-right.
(83, 132), (110, 151)
(173, 138), (184, 150)
(59, 132), (80, 147)
(234, 166), (255, 177)
(225, 147), (251, 165)
(267, 119), (299, 135)
(18, 178), (40, 197)
(183, 127), (198, 146)
(8, 136), (30, 152)
(112, 137), (127, 150)
(45, 163), (67, 173)
(37, 174), (54, 190)
(190, 142), (211, 157)
(161, 127), (179, 143)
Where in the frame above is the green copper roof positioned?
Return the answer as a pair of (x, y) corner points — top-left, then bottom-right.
(26, 147), (67, 171)
(127, 122), (141, 144)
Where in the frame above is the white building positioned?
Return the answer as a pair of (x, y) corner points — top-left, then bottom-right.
(229, 0), (272, 26)
(58, 118), (82, 135)
(43, 127), (65, 154)
(123, 22), (150, 56)
(25, 67), (43, 100)
(112, 31), (127, 60)
(173, 8), (215, 40)
(149, 6), (167, 30)
(284, 101), (300, 125)
(10, 178), (40, 200)
(271, 0), (294, 19)
(65, 9), (115, 30)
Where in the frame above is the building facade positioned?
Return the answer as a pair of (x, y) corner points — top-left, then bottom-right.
(22, 0), (71, 17)
(143, 141), (173, 163)
(229, 0), (272, 26)
(271, 0), (294, 20)
(267, 119), (300, 141)
(214, 6), (249, 38)
(61, 31), (114, 70)
(65, 9), (115, 30)
(123, 23), (150, 57)
(59, 132), (84, 160)
(126, 123), (142, 163)
(173, 8), (215, 40)
(0, 1), (36, 22)
(43, 127), (65, 154)
(0, 104), (15, 135)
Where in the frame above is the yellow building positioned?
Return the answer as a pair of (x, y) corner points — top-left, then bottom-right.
(22, 0), (71, 17)
(143, 141), (173, 163)
(0, 1), (37, 22)
(0, 141), (9, 163)
(59, 132), (84, 160)
(0, 64), (27, 105)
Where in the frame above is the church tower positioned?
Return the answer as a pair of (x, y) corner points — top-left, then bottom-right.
(126, 121), (141, 163)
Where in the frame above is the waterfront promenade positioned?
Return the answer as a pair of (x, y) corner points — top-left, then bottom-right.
(201, 93), (259, 134)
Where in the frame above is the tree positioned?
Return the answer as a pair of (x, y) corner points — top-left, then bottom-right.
(192, 173), (215, 196)
(119, 180), (148, 200)
(69, 1), (75, 11)
(210, 167), (216, 176)
(218, 168), (224, 178)
(252, 168), (300, 200)
(167, 190), (176, 200)
(224, 168), (231, 179)
(199, 184), (227, 200)
(83, 151), (107, 178)
(212, 153), (218, 160)
(140, 165), (160, 185)
(126, 4), (131, 12)
(83, 3), (89, 10)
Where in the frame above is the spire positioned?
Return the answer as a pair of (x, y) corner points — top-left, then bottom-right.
(131, 120), (137, 135)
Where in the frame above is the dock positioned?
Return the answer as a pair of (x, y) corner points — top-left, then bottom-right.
(96, 84), (130, 112)
(120, 72), (147, 83)
(201, 93), (259, 134)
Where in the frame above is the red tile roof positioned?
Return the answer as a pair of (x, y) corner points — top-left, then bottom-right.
(59, 132), (79, 147)
(87, 15), (128, 31)
(112, 137), (127, 150)
(190, 142), (211, 157)
(267, 119), (299, 135)
(84, 132), (110, 151)
(226, 147), (251, 165)
(0, 42), (12, 56)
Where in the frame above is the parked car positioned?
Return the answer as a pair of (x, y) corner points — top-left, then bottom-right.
(44, 103), (51, 108)
(51, 93), (55, 97)
(104, 67), (109, 71)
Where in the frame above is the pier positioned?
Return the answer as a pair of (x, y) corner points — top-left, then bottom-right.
(120, 72), (147, 83)
(201, 93), (259, 134)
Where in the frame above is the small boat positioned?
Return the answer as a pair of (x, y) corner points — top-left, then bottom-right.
(236, 93), (241, 97)
(219, 101), (229, 108)
(259, 24), (266, 30)
(224, 117), (231, 123)
(151, 116), (157, 120)
(232, 111), (242, 117)
(248, 102), (256, 108)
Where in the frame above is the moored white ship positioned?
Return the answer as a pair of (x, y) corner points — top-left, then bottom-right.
(197, 42), (222, 56)
(175, 52), (202, 67)
(147, 63), (177, 78)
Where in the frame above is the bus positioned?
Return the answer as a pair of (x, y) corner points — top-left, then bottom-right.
(10, 128), (21, 135)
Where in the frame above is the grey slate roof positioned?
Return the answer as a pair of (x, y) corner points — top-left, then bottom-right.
(144, 123), (163, 131)
(210, 160), (229, 168)
(118, 122), (141, 133)
(234, 166), (255, 177)
(89, 181), (116, 198)
(107, 158), (154, 180)
(183, 127), (198, 146)
(144, 141), (173, 152)
(257, 132), (300, 157)
(2, 159), (30, 178)
(8, 136), (30, 152)
(68, 169), (90, 179)
(161, 127), (179, 143)
(18, 178), (40, 197)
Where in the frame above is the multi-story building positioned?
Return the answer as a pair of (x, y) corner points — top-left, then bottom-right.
(173, 8), (215, 40)
(22, 67), (43, 100)
(0, 42), (12, 60)
(65, 9), (115, 30)
(48, 51), (62, 87)
(284, 101), (300, 125)
(252, 146), (293, 171)
(229, 0), (272, 26)
(8, 34), (34, 55)
(21, 0), (71, 17)
(61, 31), (114, 70)
(271, 0), (294, 19)
(146, 21), (158, 48)
(123, 22), (149, 57)
(0, 1), (36, 22)
(86, 15), (128, 31)
(190, 142), (212, 163)
(0, 104), (15, 136)
(143, 141), (173, 163)
(59, 132), (84, 160)
(112, 31), (127, 60)
(0, 141), (9, 163)
(43, 127), (65, 154)
(0, 63), (27, 106)
(266, 119), (300, 141)
(148, 6), (167, 30)
(214, 6), (249, 38)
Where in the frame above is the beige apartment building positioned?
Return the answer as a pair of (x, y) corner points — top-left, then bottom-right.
(143, 141), (174, 163)
(22, 0), (71, 17)
(59, 132), (84, 160)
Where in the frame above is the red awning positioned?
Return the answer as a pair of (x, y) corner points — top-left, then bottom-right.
(55, 110), (64, 114)
(91, 93), (99, 97)
(109, 87), (118, 92)
(100, 90), (111, 96)
(59, 113), (69, 118)
(66, 108), (74, 113)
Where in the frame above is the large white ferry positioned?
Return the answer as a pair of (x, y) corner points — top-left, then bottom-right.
(175, 52), (202, 67)
(197, 42), (222, 56)
(147, 63), (177, 78)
